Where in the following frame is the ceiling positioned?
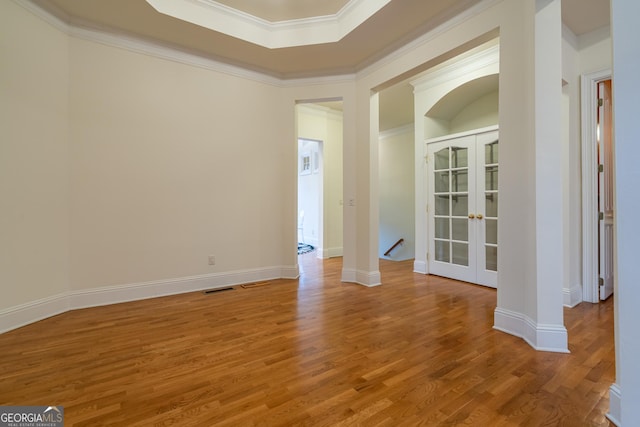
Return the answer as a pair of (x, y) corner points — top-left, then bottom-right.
(33, 0), (610, 130)
(213, 0), (351, 22)
(36, 0), (486, 78)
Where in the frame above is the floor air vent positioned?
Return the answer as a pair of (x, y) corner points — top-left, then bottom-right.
(203, 287), (235, 294)
(241, 281), (270, 289)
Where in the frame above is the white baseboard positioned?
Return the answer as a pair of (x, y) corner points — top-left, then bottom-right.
(563, 284), (583, 307)
(413, 260), (427, 274)
(341, 268), (356, 282)
(317, 246), (343, 259)
(341, 268), (381, 287)
(356, 269), (382, 287)
(607, 383), (621, 426)
(494, 307), (569, 353)
(0, 265), (299, 334)
(0, 293), (69, 334)
(281, 265), (300, 280)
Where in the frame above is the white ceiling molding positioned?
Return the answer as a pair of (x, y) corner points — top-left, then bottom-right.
(15, 0), (355, 87)
(410, 43), (499, 92)
(145, 0), (392, 49)
(14, 0), (70, 34)
(356, 0), (500, 82)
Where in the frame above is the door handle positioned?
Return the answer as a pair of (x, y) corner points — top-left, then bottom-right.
(468, 213), (475, 219)
(476, 213), (483, 219)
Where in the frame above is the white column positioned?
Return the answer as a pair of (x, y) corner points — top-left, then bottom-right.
(342, 85), (381, 287)
(609, 1), (640, 425)
(532, 0), (568, 351)
(493, 0), (567, 353)
(341, 89), (358, 282)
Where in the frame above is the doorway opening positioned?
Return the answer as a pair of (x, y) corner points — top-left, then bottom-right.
(297, 138), (322, 255)
(597, 79), (614, 301)
(375, 39), (500, 283)
(378, 84), (416, 262)
(412, 42), (500, 287)
(581, 71), (613, 303)
(295, 101), (344, 261)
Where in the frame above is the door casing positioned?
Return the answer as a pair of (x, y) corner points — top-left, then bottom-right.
(581, 69), (612, 303)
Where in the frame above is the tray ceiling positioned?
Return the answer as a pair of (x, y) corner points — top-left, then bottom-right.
(37, 0), (609, 79)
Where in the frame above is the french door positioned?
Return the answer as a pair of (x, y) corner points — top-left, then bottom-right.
(426, 129), (498, 288)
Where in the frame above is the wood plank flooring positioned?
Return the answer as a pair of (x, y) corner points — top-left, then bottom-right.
(0, 255), (615, 426)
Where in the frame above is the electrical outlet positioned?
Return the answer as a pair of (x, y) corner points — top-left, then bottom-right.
(208, 255), (216, 265)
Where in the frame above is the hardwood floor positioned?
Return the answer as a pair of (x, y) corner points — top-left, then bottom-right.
(0, 254), (615, 426)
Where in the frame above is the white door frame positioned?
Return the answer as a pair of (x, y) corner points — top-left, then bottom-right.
(581, 68), (611, 303)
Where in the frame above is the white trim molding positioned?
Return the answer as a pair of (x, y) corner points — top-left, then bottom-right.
(14, 0), (356, 86)
(145, 0), (392, 49)
(358, 0), (501, 81)
(563, 284), (583, 308)
(0, 294), (70, 335)
(410, 43), (499, 93)
(318, 246), (344, 259)
(0, 265), (299, 334)
(413, 260), (427, 274)
(341, 268), (357, 283)
(581, 69), (611, 303)
(341, 268), (381, 287)
(494, 307), (570, 353)
(355, 270), (382, 287)
(607, 383), (621, 426)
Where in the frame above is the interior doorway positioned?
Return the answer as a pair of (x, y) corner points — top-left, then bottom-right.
(295, 101), (344, 259)
(297, 138), (322, 254)
(581, 71), (614, 303)
(597, 79), (614, 300)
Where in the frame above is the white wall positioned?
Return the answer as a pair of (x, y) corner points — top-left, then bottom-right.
(0, 1), (70, 318)
(578, 26), (612, 75)
(610, 1), (640, 424)
(296, 104), (344, 257)
(68, 37), (294, 292)
(561, 26), (583, 307)
(379, 126), (415, 260)
(450, 90), (499, 134)
(3, 0), (638, 422)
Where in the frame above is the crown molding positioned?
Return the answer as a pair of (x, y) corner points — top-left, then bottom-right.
(14, 0), (357, 87)
(70, 25), (285, 86)
(577, 24), (610, 51)
(410, 43), (499, 92)
(14, 0), (277, 86)
(16, 0), (499, 89)
(357, 0), (501, 82)
(146, 0), (392, 49)
(14, 0), (70, 33)
(562, 23), (579, 50)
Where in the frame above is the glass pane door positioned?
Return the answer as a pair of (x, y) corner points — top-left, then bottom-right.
(427, 129), (498, 288)
(476, 130), (499, 287)
(427, 135), (477, 284)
